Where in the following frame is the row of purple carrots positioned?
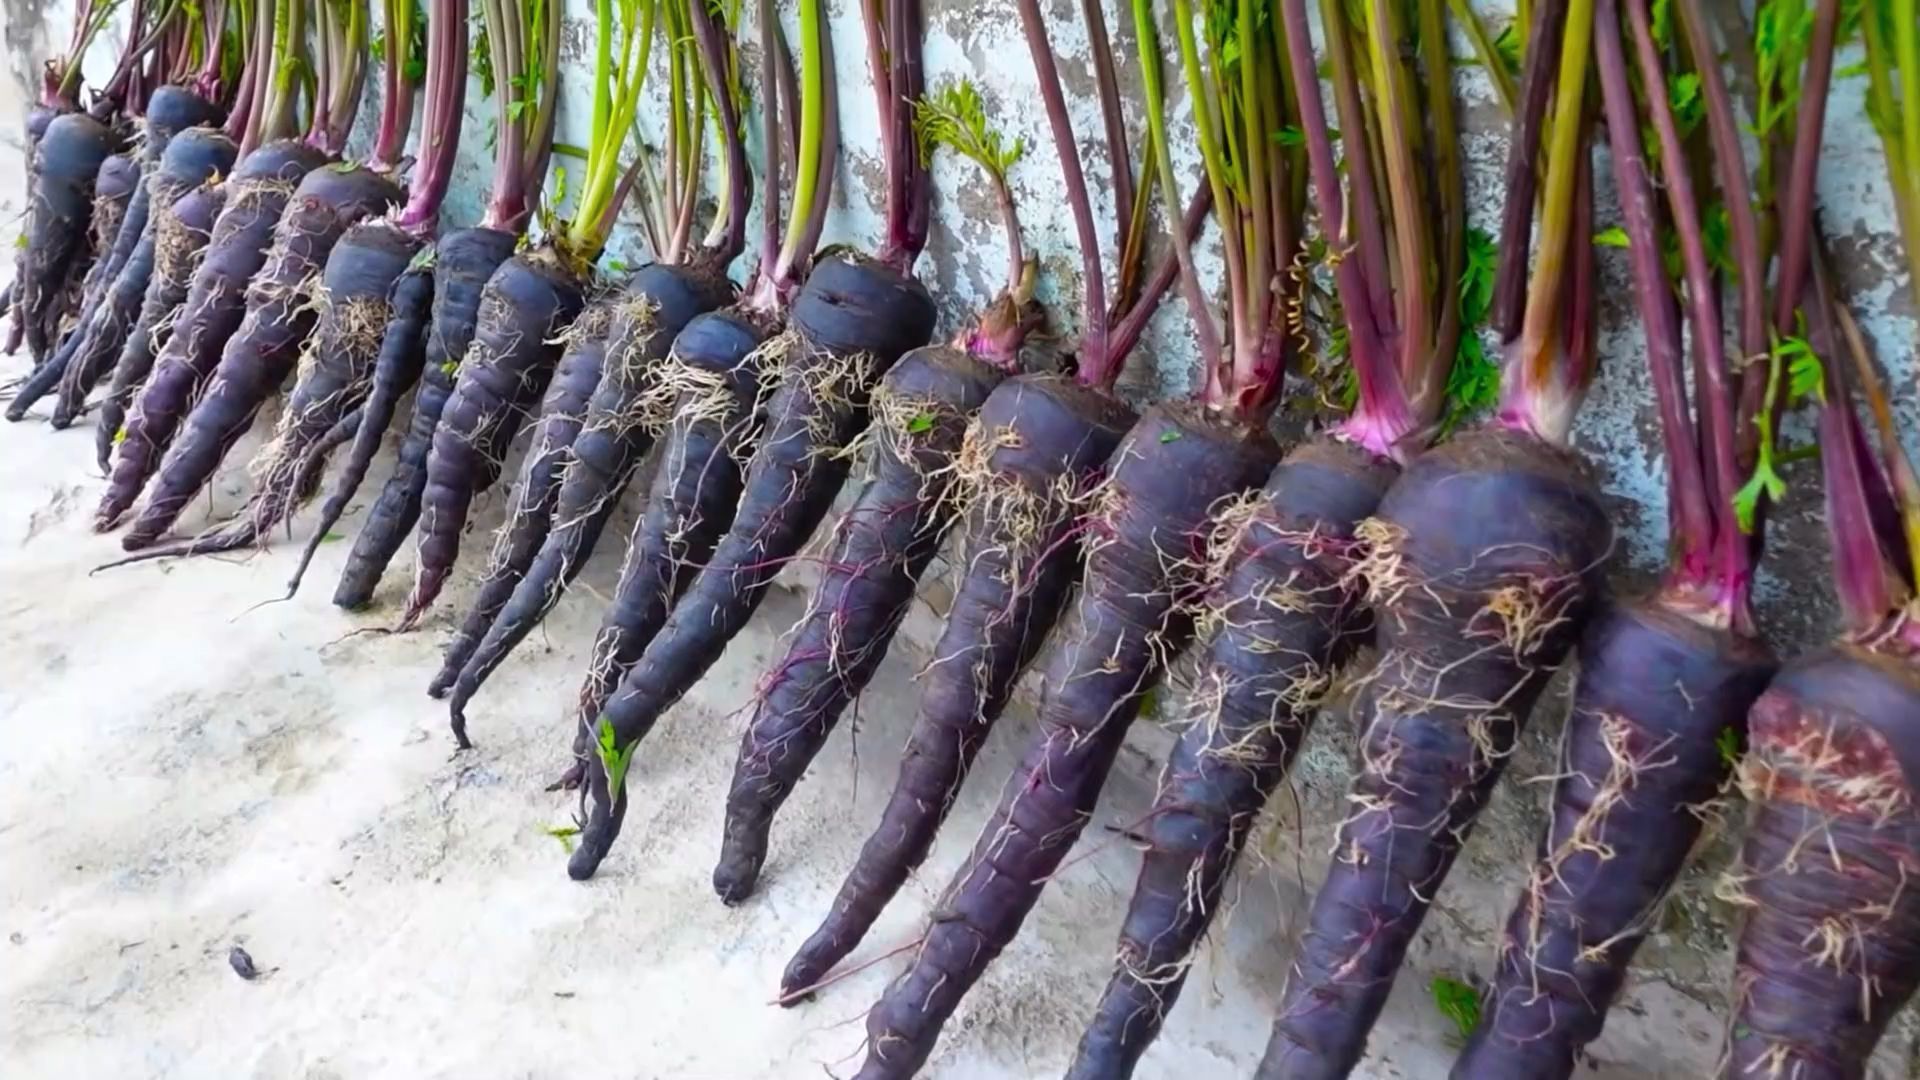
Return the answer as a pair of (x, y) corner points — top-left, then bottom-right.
(5, 0), (1919, 1077)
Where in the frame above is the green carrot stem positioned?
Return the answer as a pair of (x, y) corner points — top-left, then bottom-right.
(690, 0), (747, 260)
(1450, 0), (1515, 114)
(252, 0), (302, 151)
(1805, 263), (1906, 631)
(773, 0), (829, 281)
(1364, 0), (1433, 409)
(1282, 0), (1403, 448)
(1770, 0), (1839, 339)
(1019, 0), (1111, 380)
(569, 0), (657, 259)
(1083, 0), (1134, 304)
(1416, 0), (1467, 424)
(1491, 0), (1567, 345)
(1597, 0), (1713, 588)
(1320, 0), (1395, 352)
(1168, 0), (1242, 400)
(1134, 0), (1223, 392)
(479, 0), (525, 228)
(395, 0), (466, 230)
(1500, 0), (1594, 445)
(1894, 0), (1920, 269)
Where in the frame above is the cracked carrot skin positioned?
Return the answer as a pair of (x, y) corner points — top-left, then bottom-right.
(1722, 642), (1920, 1080)
(1259, 426), (1612, 1080)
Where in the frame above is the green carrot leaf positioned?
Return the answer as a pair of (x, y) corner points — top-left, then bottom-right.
(906, 412), (936, 435)
(1716, 726), (1743, 769)
(1668, 72), (1705, 137)
(1459, 227), (1499, 327)
(1442, 228), (1502, 432)
(1593, 225), (1631, 248)
(1493, 21), (1523, 75)
(1430, 976), (1482, 1044)
(1733, 453), (1787, 533)
(596, 716), (637, 802)
(470, 15), (495, 97)
(914, 78), (1026, 177)
(1775, 331), (1825, 404)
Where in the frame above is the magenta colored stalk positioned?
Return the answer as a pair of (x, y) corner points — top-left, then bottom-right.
(1281, 0), (1406, 456)
(690, 0), (750, 260)
(1625, 0), (1746, 614)
(394, 0), (468, 229)
(1017, 0), (1109, 384)
(1594, 0), (1713, 581)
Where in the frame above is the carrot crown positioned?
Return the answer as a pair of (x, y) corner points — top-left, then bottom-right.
(367, 0), (424, 172)
(188, 0), (243, 108)
(392, 0), (469, 230)
(50, 0), (123, 108)
(1584, 0), (1752, 628)
(1019, 0), (1184, 393)
(477, 0), (563, 233)
(97, 0), (185, 116)
(1138, 0), (1306, 423)
(1282, 0), (1466, 460)
(235, 0), (307, 155)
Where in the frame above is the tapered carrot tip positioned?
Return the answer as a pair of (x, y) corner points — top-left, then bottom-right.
(712, 806), (770, 904)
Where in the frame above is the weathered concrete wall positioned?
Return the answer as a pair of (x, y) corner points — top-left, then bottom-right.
(2, 1), (1916, 1075)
